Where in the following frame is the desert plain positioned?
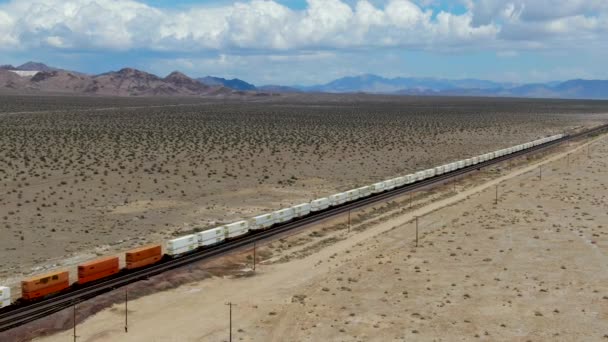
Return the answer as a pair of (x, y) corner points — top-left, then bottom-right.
(12, 100), (606, 341)
(1, 94), (608, 286)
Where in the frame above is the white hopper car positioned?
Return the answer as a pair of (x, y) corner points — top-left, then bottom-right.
(226, 221), (249, 238)
(357, 186), (373, 197)
(345, 189), (360, 202)
(250, 213), (275, 231)
(274, 208), (295, 224)
(292, 203), (311, 218)
(372, 182), (385, 194)
(197, 227), (225, 246)
(166, 234), (198, 256)
(1, 286), (10, 308)
(329, 192), (348, 206)
(311, 198), (330, 211)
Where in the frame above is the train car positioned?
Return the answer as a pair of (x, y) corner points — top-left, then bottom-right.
(77, 256), (120, 285)
(125, 244), (162, 270)
(292, 203), (311, 218)
(197, 227), (226, 247)
(465, 158), (473, 167)
(434, 165), (443, 176)
(414, 171), (425, 181)
(250, 213), (275, 231)
(372, 182), (385, 194)
(311, 198), (330, 212)
(226, 221), (249, 238)
(21, 271), (70, 301)
(405, 174), (416, 184)
(457, 161), (465, 169)
(393, 176), (407, 188)
(329, 192), (348, 206)
(424, 169), (435, 179)
(472, 156), (479, 164)
(357, 186), (373, 198)
(384, 179), (396, 191)
(274, 208), (295, 224)
(166, 235), (198, 257)
(1, 286), (10, 308)
(345, 189), (360, 202)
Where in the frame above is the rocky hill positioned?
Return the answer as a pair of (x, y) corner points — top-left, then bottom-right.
(0, 66), (242, 97)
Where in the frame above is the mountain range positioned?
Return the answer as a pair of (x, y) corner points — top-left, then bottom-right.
(1, 62), (608, 100)
(0, 63), (241, 97)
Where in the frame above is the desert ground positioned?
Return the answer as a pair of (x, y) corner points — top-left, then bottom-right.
(1, 93), (608, 288)
(13, 124), (606, 341)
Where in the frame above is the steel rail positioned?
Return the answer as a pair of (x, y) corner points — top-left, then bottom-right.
(1, 123), (607, 332)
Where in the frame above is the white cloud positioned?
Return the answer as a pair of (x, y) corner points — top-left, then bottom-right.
(0, 0), (606, 74)
(0, 0), (498, 52)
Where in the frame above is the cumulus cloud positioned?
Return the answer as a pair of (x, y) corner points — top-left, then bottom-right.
(0, 0), (606, 58)
(0, 0), (498, 52)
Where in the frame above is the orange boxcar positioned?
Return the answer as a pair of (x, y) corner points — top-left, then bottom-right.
(125, 244), (162, 270)
(78, 256), (120, 285)
(126, 256), (162, 270)
(21, 271), (70, 301)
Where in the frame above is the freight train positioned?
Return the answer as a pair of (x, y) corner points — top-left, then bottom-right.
(0, 133), (564, 308)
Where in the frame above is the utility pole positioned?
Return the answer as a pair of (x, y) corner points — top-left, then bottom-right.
(225, 302), (236, 342)
(253, 242), (257, 272)
(495, 184), (498, 205)
(539, 165), (542, 181)
(125, 288), (128, 333)
(348, 209), (351, 233)
(415, 216), (419, 247)
(409, 192), (413, 208)
(73, 303), (77, 342)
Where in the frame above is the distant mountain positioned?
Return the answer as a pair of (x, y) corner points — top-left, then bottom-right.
(2, 61), (608, 99)
(0, 67), (249, 97)
(294, 74), (608, 100)
(257, 85), (301, 93)
(298, 74), (511, 93)
(16, 62), (59, 72)
(405, 80), (608, 100)
(197, 76), (256, 91)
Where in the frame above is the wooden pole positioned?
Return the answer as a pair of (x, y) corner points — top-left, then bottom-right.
(73, 304), (77, 342)
(348, 209), (351, 233)
(495, 184), (498, 205)
(415, 216), (419, 247)
(225, 302), (235, 342)
(125, 288), (128, 333)
(539, 165), (542, 181)
(253, 242), (256, 272)
(409, 192), (412, 208)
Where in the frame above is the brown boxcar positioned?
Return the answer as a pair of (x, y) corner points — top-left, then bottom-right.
(125, 244), (162, 270)
(21, 271), (70, 301)
(77, 256), (120, 285)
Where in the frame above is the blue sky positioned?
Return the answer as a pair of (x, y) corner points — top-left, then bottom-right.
(0, 0), (607, 85)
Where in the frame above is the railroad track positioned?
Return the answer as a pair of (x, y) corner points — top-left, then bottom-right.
(1, 123), (607, 332)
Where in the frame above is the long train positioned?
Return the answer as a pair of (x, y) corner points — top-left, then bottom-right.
(0, 133), (564, 307)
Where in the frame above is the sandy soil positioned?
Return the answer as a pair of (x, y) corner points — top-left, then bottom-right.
(28, 130), (608, 341)
(2, 94), (608, 284)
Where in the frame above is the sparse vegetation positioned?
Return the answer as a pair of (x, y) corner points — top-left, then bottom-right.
(1, 93), (608, 276)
